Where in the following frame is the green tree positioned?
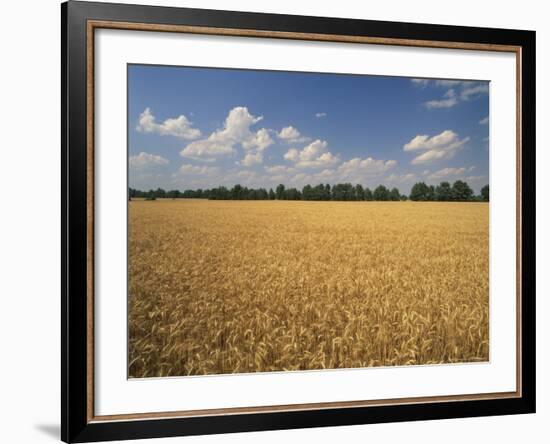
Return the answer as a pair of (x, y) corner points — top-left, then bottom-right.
(410, 182), (430, 201)
(451, 180), (474, 201)
(310, 184), (325, 200)
(373, 185), (390, 201)
(214, 186), (230, 200)
(268, 188), (276, 200)
(355, 184), (365, 201)
(231, 184), (243, 200)
(364, 187), (373, 201)
(302, 184), (313, 200)
(481, 184), (489, 201)
(435, 181), (452, 201)
(331, 183), (355, 201)
(167, 189), (181, 199)
(153, 188), (166, 198)
(285, 187), (302, 200)
(275, 184), (285, 200)
(389, 187), (401, 201)
(330, 184), (342, 200)
(324, 184), (331, 200)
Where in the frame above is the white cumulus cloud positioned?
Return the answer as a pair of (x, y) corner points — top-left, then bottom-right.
(460, 83), (489, 100)
(416, 80), (489, 109)
(424, 89), (459, 109)
(278, 126), (299, 140)
(403, 130), (470, 165)
(427, 167), (467, 180)
(386, 173), (418, 183)
(265, 165), (296, 175)
(129, 152), (169, 169)
(177, 163), (219, 176)
(240, 152), (263, 166)
(136, 108), (201, 139)
(411, 79), (430, 87)
(337, 157), (397, 179)
(284, 139), (340, 169)
(180, 106), (273, 162)
(277, 126), (309, 143)
(242, 128), (274, 151)
(434, 80), (466, 87)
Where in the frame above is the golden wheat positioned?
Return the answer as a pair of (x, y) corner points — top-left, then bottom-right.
(128, 200), (489, 377)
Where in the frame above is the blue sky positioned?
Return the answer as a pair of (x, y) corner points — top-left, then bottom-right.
(128, 65), (489, 193)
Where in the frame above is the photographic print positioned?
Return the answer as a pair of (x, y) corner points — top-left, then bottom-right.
(127, 65), (490, 378)
(63, 5), (535, 440)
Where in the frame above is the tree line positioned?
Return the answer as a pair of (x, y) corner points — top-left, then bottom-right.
(410, 181), (489, 202)
(130, 181), (489, 202)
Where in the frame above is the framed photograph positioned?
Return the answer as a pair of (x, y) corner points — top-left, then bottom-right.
(62, 1), (535, 442)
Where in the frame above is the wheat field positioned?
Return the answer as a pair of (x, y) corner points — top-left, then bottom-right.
(128, 200), (489, 378)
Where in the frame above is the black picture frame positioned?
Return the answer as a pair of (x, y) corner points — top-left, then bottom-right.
(62, 1), (536, 442)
